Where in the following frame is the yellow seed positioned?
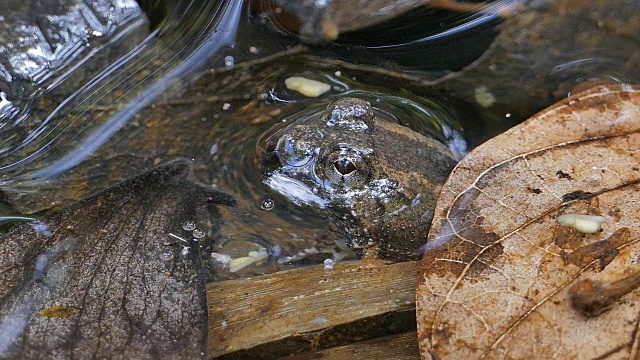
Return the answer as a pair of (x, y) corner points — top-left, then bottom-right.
(557, 213), (605, 233)
(40, 304), (77, 318)
(284, 77), (331, 97)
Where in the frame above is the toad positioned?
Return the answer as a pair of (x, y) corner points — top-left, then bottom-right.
(265, 97), (459, 260)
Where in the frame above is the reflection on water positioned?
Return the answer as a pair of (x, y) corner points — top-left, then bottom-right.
(0, 0), (246, 185)
(0, 0), (299, 189)
(0, 0), (148, 151)
(329, 2), (504, 71)
(549, 57), (638, 98)
(17, 0), (243, 182)
(0, 236), (74, 356)
(0, 216), (50, 236)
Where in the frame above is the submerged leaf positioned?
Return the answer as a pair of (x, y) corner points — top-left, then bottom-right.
(0, 161), (233, 359)
(417, 85), (640, 358)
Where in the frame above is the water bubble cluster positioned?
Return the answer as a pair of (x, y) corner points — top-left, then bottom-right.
(180, 220), (207, 241)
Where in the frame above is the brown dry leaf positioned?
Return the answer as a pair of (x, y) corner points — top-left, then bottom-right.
(416, 84), (640, 359)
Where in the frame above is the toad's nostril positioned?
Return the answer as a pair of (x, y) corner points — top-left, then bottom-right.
(334, 158), (356, 175)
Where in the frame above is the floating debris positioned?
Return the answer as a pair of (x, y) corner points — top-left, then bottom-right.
(169, 233), (188, 243)
(228, 248), (269, 273)
(192, 229), (206, 239)
(474, 85), (496, 107)
(40, 304), (77, 318)
(284, 77), (331, 97)
(210, 143), (219, 156)
(222, 103), (231, 110)
(211, 252), (233, 267)
(160, 251), (174, 262)
(557, 213), (605, 233)
(304, 247), (318, 254)
(271, 245), (282, 258)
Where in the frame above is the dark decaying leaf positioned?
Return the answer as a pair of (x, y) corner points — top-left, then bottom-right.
(0, 161), (233, 359)
(417, 85), (640, 358)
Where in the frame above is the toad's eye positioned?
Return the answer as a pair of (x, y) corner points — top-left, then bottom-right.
(317, 146), (372, 188)
(334, 158), (356, 175)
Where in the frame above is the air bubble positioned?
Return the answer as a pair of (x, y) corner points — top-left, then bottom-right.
(260, 198), (275, 210)
(161, 251), (174, 262)
(192, 229), (206, 239)
(224, 56), (234, 68)
(182, 221), (196, 231)
(181, 246), (190, 256)
(323, 259), (334, 269)
(210, 143), (219, 156)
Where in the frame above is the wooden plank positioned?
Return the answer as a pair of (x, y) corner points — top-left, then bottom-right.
(207, 260), (419, 358)
(214, 310), (416, 360)
(282, 331), (419, 360)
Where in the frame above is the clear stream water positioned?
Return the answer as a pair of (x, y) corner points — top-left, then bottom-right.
(0, 0), (639, 275)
